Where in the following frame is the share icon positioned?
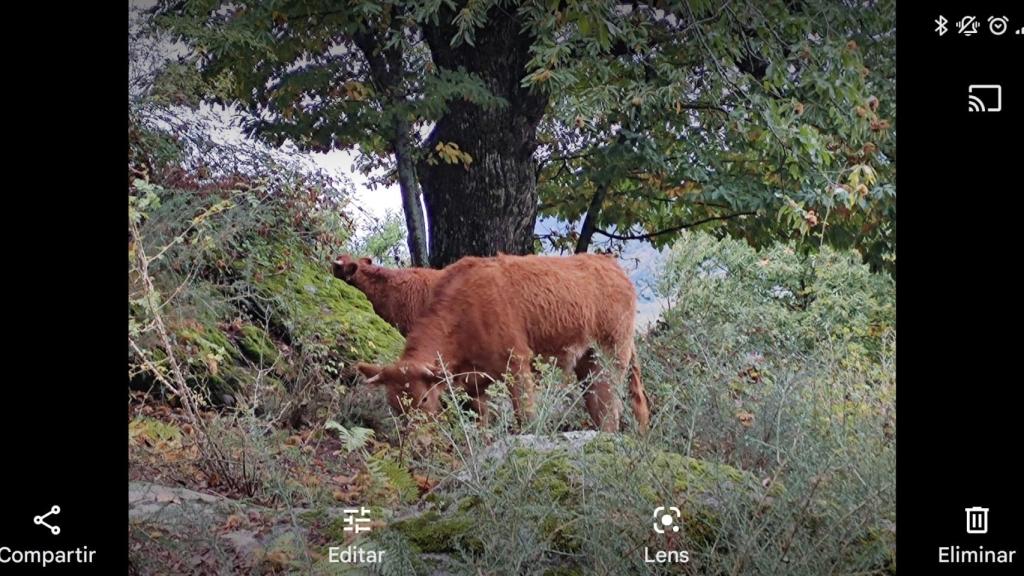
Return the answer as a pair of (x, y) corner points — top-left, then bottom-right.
(33, 505), (61, 535)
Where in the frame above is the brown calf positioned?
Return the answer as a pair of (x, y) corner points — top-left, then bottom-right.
(356, 253), (650, 433)
(332, 254), (443, 336)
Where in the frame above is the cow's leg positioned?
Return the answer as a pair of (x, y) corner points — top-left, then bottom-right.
(506, 348), (537, 427)
(468, 389), (490, 427)
(556, 346), (588, 387)
(575, 349), (621, 432)
(618, 346), (650, 433)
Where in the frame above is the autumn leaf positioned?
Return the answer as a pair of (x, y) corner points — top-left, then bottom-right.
(804, 210), (819, 227)
(415, 474), (436, 493)
(222, 514), (247, 531)
(343, 81), (370, 101)
(204, 353), (219, 376)
(263, 549), (290, 569)
(433, 142), (474, 167)
(736, 411), (755, 427)
(332, 474), (358, 485)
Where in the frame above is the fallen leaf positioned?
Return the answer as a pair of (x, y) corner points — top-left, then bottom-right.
(223, 514), (247, 531)
(264, 549), (290, 569)
(737, 411), (755, 427)
(332, 474), (358, 485)
(415, 475), (435, 493)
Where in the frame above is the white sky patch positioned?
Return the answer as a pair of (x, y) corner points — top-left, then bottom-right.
(309, 149), (404, 224)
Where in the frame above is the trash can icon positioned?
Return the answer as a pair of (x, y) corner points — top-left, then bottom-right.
(966, 507), (988, 534)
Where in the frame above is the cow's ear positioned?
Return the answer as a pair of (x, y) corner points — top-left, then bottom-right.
(359, 257), (372, 266)
(356, 362), (383, 383)
(333, 261), (358, 279)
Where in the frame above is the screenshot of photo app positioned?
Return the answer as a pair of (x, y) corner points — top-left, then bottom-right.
(0, 1), (1020, 574)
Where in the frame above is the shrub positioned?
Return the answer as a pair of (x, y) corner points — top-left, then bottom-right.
(363, 231), (896, 575)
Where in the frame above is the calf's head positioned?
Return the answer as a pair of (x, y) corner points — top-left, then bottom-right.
(356, 361), (443, 415)
(332, 254), (373, 285)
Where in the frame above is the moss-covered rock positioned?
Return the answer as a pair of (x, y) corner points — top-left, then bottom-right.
(389, 510), (481, 554)
(386, 432), (772, 572)
(130, 189), (404, 406)
(167, 316), (248, 402)
(248, 250), (403, 368)
(237, 323), (279, 364)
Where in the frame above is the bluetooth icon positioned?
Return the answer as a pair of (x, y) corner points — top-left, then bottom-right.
(935, 15), (948, 36)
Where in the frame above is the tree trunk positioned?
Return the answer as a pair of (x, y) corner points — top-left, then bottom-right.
(393, 119), (429, 267)
(419, 6), (548, 268)
(353, 22), (429, 267)
(575, 184), (609, 254)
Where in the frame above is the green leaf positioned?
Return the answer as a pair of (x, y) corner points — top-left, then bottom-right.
(325, 421), (375, 454)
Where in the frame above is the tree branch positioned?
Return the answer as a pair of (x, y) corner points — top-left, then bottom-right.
(595, 211), (756, 241)
(575, 183), (609, 253)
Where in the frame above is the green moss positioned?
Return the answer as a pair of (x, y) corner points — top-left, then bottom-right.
(495, 449), (578, 504)
(319, 516), (354, 543)
(179, 324), (236, 360)
(539, 513), (582, 553)
(249, 246), (403, 366)
(237, 323), (279, 364)
(175, 319), (249, 400)
(386, 433), (770, 567)
(390, 510), (481, 554)
(133, 189), (402, 406)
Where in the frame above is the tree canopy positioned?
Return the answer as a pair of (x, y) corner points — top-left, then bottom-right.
(154, 0), (895, 275)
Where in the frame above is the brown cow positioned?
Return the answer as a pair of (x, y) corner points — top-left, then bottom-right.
(332, 254), (443, 336)
(356, 253), (650, 433)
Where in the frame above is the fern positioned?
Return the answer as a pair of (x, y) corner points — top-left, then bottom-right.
(366, 451), (418, 504)
(368, 530), (421, 576)
(324, 420), (375, 454)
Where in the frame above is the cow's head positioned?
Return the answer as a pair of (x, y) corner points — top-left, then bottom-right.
(332, 254), (373, 284)
(356, 361), (443, 415)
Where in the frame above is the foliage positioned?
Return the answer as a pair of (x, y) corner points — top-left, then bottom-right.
(129, 45), (404, 413)
(656, 229), (895, 365)
(127, 177), (405, 411)
(153, 0), (894, 273)
(536, 1), (895, 275)
(325, 421), (376, 455)
(351, 210), (411, 266)
(152, 0), (501, 184)
(128, 154), (894, 576)
(642, 231), (895, 573)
